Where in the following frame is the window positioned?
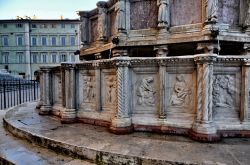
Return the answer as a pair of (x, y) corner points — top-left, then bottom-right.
(16, 35), (23, 46)
(61, 36), (66, 46)
(2, 52), (9, 64)
(41, 36), (47, 46)
(41, 24), (47, 28)
(42, 53), (47, 63)
(31, 24), (37, 28)
(2, 36), (8, 46)
(51, 36), (56, 46)
(52, 54), (57, 63)
(60, 54), (67, 62)
(32, 37), (37, 46)
(32, 53), (39, 63)
(71, 24), (75, 28)
(70, 36), (75, 46)
(61, 23), (65, 28)
(3, 24), (7, 28)
(17, 52), (25, 64)
(16, 23), (23, 28)
(52, 24), (56, 28)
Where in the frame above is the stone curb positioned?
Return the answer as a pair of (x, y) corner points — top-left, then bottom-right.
(3, 106), (198, 165)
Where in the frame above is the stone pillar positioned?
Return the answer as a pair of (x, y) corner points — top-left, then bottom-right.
(39, 67), (52, 115)
(155, 45), (168, 118)
(157, 0), (170, 29)
(110, 55), (133, 134)
(241, 60), (250, 122)
(61, 64), (77, 123)
(97, 1), (108, 41)
(95, 65), (102, 112)
(191, 43), (219, 141)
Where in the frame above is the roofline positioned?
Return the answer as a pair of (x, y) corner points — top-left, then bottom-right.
(0, 19), (80, 23)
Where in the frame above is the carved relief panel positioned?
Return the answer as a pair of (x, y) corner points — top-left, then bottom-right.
(132, 67), (158, 115)
(79, 70), (96, 111)
(170, 0), (202, 26)
(166, 69), (196, 120)
(101, 69), (117, 111)
(213, 68), (241, 121)
(130, 0), (158, 30)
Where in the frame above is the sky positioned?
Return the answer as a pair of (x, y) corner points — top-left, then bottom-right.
(0, 0), (105, 19)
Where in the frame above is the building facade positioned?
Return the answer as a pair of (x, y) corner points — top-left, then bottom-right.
(0, 19), (80, 79)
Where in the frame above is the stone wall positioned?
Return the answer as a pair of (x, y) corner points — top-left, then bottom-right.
(39, 52), (250, 141)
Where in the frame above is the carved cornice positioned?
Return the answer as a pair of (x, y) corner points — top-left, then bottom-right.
(61, 63), (77, 70)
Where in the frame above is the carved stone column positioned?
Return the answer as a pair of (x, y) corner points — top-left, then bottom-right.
(95, 64), (102, 112)
(155, 45), (169, 119)
(61, 64), (77, 123)
(241, 60), (250, 122)
(157, 0), (170, 29)
(39, 67), (52, 115)
(191, 44), (219, 141)
(97, 1), (108, 41)
(110, 56), (133, 134)
(244, 0), (250, 34)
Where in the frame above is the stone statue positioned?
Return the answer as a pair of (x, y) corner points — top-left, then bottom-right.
(206, 0), (219, 23)
(170, 75), (191, 106)
(136, 77), (156, 106)
(80, 16), (89, 44)
(245, 2), (250, 27)
(115, 0), (126, 32)
(213, 75), (234, 108)
(83, 76), (95, 102)
(157, 0), (169, 28)
(97, 2), (108, 41)
(106, 76), (116, 104)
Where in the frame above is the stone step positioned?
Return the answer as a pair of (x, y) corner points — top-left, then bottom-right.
(0, 110), (95, 165)
(3, 102), (250, 165)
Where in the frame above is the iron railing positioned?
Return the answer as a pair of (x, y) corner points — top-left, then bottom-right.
(0, 79), (40, 110)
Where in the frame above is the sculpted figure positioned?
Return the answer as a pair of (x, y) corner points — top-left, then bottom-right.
(213, 75), (234, 108)
(170, 75), (191, 106)
(97, 2), (107, 40)
(137, 77), (156, 106)
(115, 0), (126, 32)
(245, 2), (250, 27)
(106, 76), (116, 104)
(157, 0), (169, 28)
(206, 0), (219, 23)
(83, 76), (95, 102)
(80, 16), (89, 44)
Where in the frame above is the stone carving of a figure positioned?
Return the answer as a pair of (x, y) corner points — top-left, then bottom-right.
(206, 0), (219, 23)
(136, 77), (156, 106)
(245, 2), (250, 27)
(80, 16), (88, 44)
(170, 75), (191, 106)
(213, 75), (234, 108)
(106, 76), (116, 104)
(97, 3), (107, 40)
(116, 0), (126, 32)
(157, 0), (169, 28)
(83, 76), (95, 102)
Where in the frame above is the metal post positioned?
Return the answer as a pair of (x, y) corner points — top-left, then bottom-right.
(3, 81), (6, 109)
(19, 80), (22, 104)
